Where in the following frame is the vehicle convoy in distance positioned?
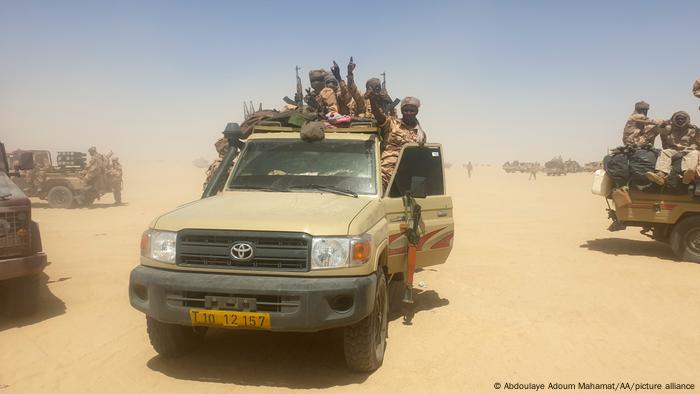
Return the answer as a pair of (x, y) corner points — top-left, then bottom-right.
(0, 142), (48, 316)
(9, 150), (110, 208)
(129, 121), (454, 371)
(592, 170), (700, 263)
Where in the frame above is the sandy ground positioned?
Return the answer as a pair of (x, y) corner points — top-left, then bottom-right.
(1, 164), (699, 393)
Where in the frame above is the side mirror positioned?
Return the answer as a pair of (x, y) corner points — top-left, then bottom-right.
(409, 176), (427, 199)
(17, 152), (34, 171)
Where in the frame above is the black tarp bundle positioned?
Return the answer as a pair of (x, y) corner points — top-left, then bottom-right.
(603, 146), (690, 195)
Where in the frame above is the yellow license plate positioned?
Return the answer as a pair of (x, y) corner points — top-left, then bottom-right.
(189, 309), (271, 329)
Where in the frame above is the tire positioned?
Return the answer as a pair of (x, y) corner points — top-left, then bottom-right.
(343, 269), (388, 373)
(1, 274), (39, 317)
(670, 216), (700, 263)
(146, 316), (207, 358)
(47, 186), (74, 209)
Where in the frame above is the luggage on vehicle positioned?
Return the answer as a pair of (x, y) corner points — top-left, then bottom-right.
(591, 169), (612, 196)
(628, 148), (660, 193)
(603, 151), (630, 188)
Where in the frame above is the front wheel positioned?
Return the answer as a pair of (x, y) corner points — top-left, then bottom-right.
(343, 270), (388, 372)
(1, 274), (39, 317)
(670, 216), (700, 263)
(146, 316), (207, 358)
(47, 186), (74, 209)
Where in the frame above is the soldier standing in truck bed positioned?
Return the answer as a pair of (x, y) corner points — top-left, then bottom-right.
(369, 94), (427, 190)
(622, 101), (667, 147)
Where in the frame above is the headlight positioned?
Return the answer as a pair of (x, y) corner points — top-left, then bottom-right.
(141, 229), (177, 264)
(311, 235), (371, 270)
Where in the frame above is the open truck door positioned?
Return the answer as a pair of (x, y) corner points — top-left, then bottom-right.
(382, 143), (454, 274)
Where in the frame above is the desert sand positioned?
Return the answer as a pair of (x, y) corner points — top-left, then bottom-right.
(1, 163), (699, 393)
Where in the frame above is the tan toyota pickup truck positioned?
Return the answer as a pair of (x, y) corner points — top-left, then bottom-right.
(129, 122), (454, 371)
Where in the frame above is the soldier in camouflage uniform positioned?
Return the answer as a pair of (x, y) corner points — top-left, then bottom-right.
(329, 59), (366, 116)
(693, 78), (700, 99)
(369, 94), (427, 190)
(107, 157), (123, 205)
(622, 101), (667, 147)
(84, 146), (103, 192)
(202, 137), (231, 190)
(646, 111), (700, 186)
(32, 156), (50, 193)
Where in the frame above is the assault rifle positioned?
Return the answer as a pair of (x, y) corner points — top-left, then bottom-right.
(282, 66), (304, 108)
(399, 179), (425, 324)
(380, 72), (401, 114)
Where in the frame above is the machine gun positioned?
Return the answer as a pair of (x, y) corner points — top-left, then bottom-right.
(201, 123), (245, 199)
(282, 66), (304, 108)
(380, 72), (401, 114)
(400, 185), (423, 324)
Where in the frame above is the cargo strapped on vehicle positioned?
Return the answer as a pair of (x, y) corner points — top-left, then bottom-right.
(253, 122), (379, 135)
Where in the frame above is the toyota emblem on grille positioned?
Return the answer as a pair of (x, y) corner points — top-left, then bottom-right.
(230, 241), (254, 262)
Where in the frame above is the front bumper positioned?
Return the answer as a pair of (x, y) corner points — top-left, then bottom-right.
(129, 265), (377, 332)
(0, 253), (48, 281)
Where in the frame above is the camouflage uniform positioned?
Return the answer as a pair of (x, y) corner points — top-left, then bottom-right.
(84, 150), (103, 184)
(32, 157), (50, 192)
(622, 113), (664, 146)
(107, 158), (123, 204)
(317, 87), (339, 113)
(651, 112), (699, 182)
(693, 78), (700, 99)
(379, 117), (427, 190)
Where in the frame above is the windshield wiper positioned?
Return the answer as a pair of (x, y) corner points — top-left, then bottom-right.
(288, 184), (358, 198)
(229, 185), (288, 192)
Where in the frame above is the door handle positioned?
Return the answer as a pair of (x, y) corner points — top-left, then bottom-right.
(437, 211), (448, 217)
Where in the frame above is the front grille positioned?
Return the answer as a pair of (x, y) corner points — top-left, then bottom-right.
(177, 230), (311, 271)
(167, 291), (300, 313)
(0, 209), (30, 259)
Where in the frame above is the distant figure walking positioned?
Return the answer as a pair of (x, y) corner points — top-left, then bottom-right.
(529, 167), (537, 180)
(466, 161), (473, 178)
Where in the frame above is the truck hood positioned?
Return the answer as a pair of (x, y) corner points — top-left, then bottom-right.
(154, 191), (375, 236)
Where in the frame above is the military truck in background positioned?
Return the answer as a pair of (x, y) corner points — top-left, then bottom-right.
(584, 161), (602, 172)
(0, 142), (48, 316)
(9, 150), (110, 208)
(544, 156), (567, 176)
(129, 121), (454, 372)
(563, 159), (582, 173)
(502, 161), (539, 174)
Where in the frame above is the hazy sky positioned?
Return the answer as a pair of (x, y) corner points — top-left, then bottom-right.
(2, 0), (699, 165)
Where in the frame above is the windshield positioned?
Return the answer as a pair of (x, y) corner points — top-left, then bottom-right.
(228, 138), (377, 195)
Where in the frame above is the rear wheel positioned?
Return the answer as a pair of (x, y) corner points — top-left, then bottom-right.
(47, 186), (74, 209)
(1, 274), (39, 317)
(146, 316), (207, 358)
(670, 216), (700, 263)
(343, 269), (388, 372)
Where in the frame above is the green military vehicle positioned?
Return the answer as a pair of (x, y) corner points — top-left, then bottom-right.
(9, 150), (110, 208)
(129, 121), (454, 372)
(0, 142), (48, 316)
